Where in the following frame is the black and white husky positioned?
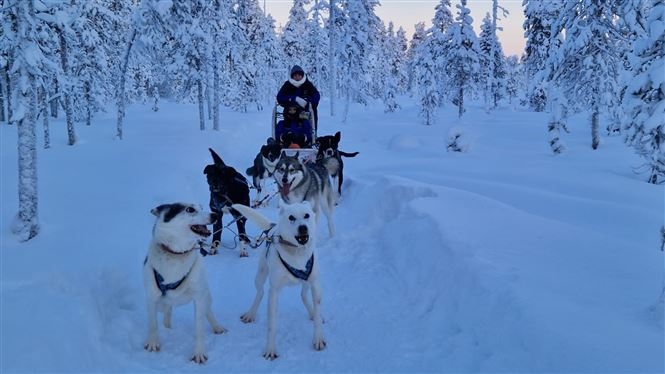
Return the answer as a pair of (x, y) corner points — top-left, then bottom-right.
(273, 151), (335, 237)
(142, 203), (227, 364)
(233, 201), (326, 360)
(246, 138), (282, 205)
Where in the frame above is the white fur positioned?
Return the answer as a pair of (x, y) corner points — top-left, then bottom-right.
(142, 203), (226, 364)
(236, 202), (326, 360)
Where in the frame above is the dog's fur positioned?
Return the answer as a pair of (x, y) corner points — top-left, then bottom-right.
(274, 151), (335, 237)
(204, 148), (251, 257)
(233, 202), (326, 360)
(246, 138), (282, 205)
(143, 202), (227, 364)
(315, 131), (359, 199)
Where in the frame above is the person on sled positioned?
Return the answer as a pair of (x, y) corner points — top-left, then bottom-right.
(276, 65), (320, 132)
(275, 104), (312, 148)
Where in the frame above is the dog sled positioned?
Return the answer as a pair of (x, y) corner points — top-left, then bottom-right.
(271, 103), (317, 163)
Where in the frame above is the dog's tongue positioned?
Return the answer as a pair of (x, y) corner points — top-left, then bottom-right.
(280, 182), (291, 196)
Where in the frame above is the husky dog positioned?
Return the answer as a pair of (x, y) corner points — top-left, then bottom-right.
(143, 202), (227, 364)
(233, 202), (326, 360)
(273, 151), (335, 237)
(315, 131), (359, 199)
(246, 138), (282, 205)
(204, 148), (251, 257)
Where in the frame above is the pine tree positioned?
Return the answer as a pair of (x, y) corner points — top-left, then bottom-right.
(522, 0), (561, 112)
(623, 0), (664, 183)
(406, 22), (427, 94)
(8, 0), (54, 241)
(281, 0), (310, 67)
(550, 0), (624, 150)
(444, 0), (481, 118)
(413, 37), (439, 125)
(430, 0), (454, 107)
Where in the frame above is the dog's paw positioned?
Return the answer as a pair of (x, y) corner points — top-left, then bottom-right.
(190, 352), (208, 364)
(263, 350), (279, 361)
(209, 240), (220, 255)
(240, 313), (255, 324)
(144, 339), (161, 352)
(212, 325), (227, 334)
(313, 338), (327, 351)
(239, 249), (249, 258)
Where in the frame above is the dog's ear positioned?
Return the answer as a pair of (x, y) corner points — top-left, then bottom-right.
(334, 131), (341, 143)
(151, 204), (170, 217)
(209, 148), (226, 166)
(203, 164), (215, 175)
(267, 137), (276, 145)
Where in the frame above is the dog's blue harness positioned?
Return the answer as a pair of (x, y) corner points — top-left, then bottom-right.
(278, 252), (314, 281)
(153, 268), (190, 296)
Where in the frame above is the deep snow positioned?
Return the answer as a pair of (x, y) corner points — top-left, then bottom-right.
(1, 97), (663, 372)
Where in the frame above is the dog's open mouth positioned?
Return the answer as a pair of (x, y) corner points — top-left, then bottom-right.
(295, 234), (309, 245)
(280, 180), (292, 197)
(190, 225), (211, 237)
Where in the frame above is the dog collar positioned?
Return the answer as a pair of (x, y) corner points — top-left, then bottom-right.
(153, 267), (191, 296)
(277, 251), (314, 281)
(160, 243), (195, 256)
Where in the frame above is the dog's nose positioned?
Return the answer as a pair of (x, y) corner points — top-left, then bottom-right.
(325, 149), (334, 157)
(297, 225), (308, 236)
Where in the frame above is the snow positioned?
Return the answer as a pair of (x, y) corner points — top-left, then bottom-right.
(1, 97), (663, 372)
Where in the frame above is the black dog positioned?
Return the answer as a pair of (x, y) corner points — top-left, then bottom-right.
(315, 131), (359, 199)
(246, 137), (282, 205)
(203, 148), (251, 257)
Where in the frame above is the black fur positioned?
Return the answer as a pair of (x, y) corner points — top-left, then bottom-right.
(203, 148), (250, 248)
(315, 131), (359, 197)
(246, 138), (282, 194)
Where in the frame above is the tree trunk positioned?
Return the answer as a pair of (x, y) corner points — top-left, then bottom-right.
(13, 73), (40, 241)
(458, 86), (464, 118)
(5, 62), (13, 124)
(329, 0), (336, 117)
(198, 79), (205, 131)
(41, 86), (50, 149)
(57, 31), (76, 145)
(51, 80), (59, 118)
(117, 30), (137, 140)
(213, 57), (220, 131)
(84, 80), (92, 126)
(591, 109), (599, 150)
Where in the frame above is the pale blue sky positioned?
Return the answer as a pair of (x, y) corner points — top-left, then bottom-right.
(263, 0), (526, 57)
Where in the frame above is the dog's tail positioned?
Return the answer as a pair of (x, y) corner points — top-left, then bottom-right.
(232, 204), (273, 231)
(246, 166), (256, 176)
(340, 151), (359, 158)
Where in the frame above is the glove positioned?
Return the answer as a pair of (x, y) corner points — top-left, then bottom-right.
(295, 96), (307, 108)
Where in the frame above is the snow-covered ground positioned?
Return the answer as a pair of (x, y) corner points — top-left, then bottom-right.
(1, 98), (663, 372)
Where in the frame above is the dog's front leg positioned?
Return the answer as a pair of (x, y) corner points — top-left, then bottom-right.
(310, 281), (326, 351)
(263, 285), (280, 360)
(144, 300), (161, 352)
(234, 213), (249, 257)
(163, 305), (172, 328)
(300, 283), (314, 320)
(240, 255), (268, 323)
(191, 298), (209, 364)
(210, 211), (223, 254)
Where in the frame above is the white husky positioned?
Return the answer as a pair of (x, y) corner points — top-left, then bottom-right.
(233, 202), (326, 360)
(142, 202), (226, 364)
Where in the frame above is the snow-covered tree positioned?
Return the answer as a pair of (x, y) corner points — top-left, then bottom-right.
(7, 0), (60, 241)
(281, 0), (310, 67)
(522, 0), (561, 112)
(413, 37), (439, 125)
(549, 0), (624, 150)
(430, 0), (454, 107)
(444, 0), (481, 118)
(478, 1), (508, 111)
(381, 22), (402, 112)
(406, 22), (427, 94)
(623, 0), (664, 183)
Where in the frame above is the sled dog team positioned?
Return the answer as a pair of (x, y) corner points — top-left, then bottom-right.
(142, 137), (358, 363)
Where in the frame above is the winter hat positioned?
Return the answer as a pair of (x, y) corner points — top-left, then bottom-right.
(290, 65), (305, 78)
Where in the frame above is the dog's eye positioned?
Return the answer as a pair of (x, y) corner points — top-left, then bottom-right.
(288, 215), (296, 222)
(186, 207), (196, 213)
(304, 213), (310, 219)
